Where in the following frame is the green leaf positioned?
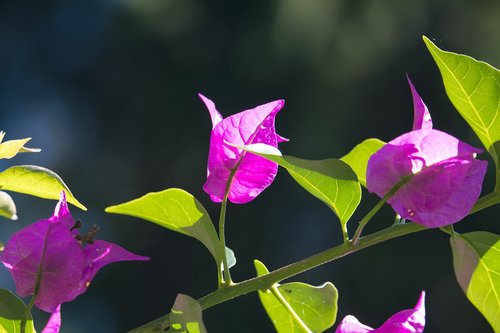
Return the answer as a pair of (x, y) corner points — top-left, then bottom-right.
(340, 138), (385, 187)
(168, 294), (208, 333)
(0, 165), (86, 211)
(0, 191), (17, 220)
(239, 144), (361, 237)
(0, 289), (36, 333)
(0, 132), (40, 160)
(105, 188), (221, 266)
(423, 36), (500, 186)
(450, 231), (500, 331)
(255, 260), (338, 333)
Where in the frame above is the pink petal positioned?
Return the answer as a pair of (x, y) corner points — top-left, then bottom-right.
(373, 291), (425, 333)
(0, 219), (84, 312)
(199, 93), (223, 129)
(336, 292), (425, 333)
(201, 95), (287, 203)
(390, 158), (487, 227)
(335, 315), (373, 333)
(70, 240), (149, 298)
(367, 129), (486, 227)
(407, 76), (432, 131)
(52, 191), (77, 231)
(42, 305), (61, 333)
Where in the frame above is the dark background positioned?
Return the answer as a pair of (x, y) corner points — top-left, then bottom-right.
(0, 1), (499, 332)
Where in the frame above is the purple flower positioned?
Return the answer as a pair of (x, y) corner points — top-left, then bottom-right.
(366, 78), (487, 227)
(41, 305), (61, 333)
(0, 192), (149, 314)
(199, 94), (288, 204)
(335, 291), (425, 333)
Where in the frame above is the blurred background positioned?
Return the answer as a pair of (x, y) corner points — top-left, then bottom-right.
(0, 0), (499, 332)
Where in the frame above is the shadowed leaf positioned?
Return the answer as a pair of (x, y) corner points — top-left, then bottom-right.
(0, 289), (35, 333)
(168, 294), (207, 333)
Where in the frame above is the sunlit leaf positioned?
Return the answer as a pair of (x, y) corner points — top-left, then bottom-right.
(423, 36), (500, 187)
(225, 246), (236, 270)
(0, 288), (36, 333)
(0, 191), (17, 220)
(450, 231), (500, 331)
(105, 188), (221, 266)
(255, 260), (338, 333)
(239, 143), (361, 237)
(340, 138), (385, 187)
(0, 132), (40, 160)
(0, 165), (86, 211)
(168, 294), (208, 333)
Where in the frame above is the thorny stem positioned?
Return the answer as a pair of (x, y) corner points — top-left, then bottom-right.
(128, 222), (427, 333)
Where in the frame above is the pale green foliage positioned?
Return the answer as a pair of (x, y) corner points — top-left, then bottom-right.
(0, 191), (17, 220)
(0, 132), (40, 160)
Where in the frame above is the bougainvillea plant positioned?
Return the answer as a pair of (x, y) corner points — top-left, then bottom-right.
(1, 36), (499, 333)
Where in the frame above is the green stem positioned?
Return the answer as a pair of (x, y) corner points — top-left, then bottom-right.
(351, 175), (411, 245)
(128, 222), (427, 333)
(270, 285), (313, 333)
(218, 167), (238, 286)
(20, 295), (36, 333)
(219, 194), (232, 286)
(351, 196), (388, 246)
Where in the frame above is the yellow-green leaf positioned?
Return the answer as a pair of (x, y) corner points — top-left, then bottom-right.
(255, 260), (338, 333)
(105, 188), (221, 266)
(238, 143), (361, 240)
(423, 36), (500, 187)
(0, 165), (86, 211)
(340, 138), (385, 187)
(450, 231), (500, 331)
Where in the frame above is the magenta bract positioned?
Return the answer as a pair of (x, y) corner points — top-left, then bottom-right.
(335, 291), (425, 333)
(0, 192), (149, 313)
(366, 78), (487, 227)
(42, 305), (61, 333)
(199, 94), (288, 204)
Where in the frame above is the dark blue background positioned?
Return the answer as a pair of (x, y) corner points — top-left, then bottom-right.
(0, 1), (499, 332)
